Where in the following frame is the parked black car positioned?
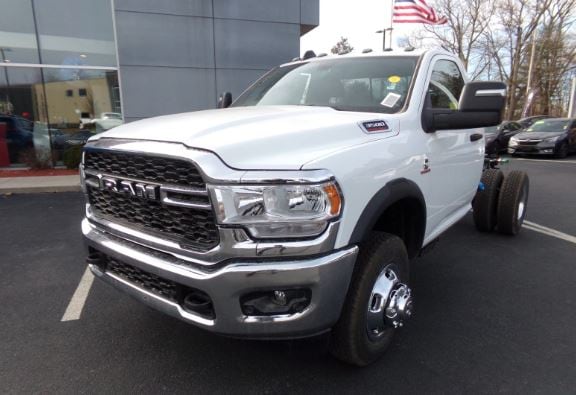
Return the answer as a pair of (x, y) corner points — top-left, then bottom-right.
(485, 121), (523, 154)
(516, 115), (551, 129)
(508, 118), (576, 158)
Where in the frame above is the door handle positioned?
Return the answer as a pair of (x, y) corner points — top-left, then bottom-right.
(470, 133), (483, 142)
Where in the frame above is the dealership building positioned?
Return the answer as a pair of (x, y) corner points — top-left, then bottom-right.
(0, 0), (319, 168)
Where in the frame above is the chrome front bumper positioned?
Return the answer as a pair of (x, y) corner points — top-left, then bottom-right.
(82, 219), (358, 338)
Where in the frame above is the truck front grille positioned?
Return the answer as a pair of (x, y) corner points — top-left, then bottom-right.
(84, 150), (219, 251)
(84, 149), (205, 188)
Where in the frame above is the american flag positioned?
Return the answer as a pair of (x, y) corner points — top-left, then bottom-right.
(393, 0), (448, 24)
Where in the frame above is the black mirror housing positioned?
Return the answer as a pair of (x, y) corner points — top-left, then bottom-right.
(218, 92), (233, 109)
(422, 81), (506, 133)
(459, 81), (506, 112)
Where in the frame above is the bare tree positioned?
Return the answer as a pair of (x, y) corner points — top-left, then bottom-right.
(485, 0), (552, 119)
(421, 0), (495, 78)
(530, 0), (576, 115)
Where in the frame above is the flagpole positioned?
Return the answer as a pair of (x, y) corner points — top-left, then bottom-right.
(389, 0), (394, 48)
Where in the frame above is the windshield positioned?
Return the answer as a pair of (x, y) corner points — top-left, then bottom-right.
(232, 57), (418, 114)
(527, 119), (570, 133)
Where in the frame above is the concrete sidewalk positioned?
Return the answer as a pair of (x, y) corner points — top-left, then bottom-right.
(0, 175), (81, 194)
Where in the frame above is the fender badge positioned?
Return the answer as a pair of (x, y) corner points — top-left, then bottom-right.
(360, 120), (390, 134)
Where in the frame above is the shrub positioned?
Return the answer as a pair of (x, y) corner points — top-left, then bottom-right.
(62, 145), (83, 169)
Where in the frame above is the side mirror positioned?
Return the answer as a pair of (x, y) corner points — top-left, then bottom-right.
(459, 82), (506, 112)
(217, 92), (233, 109)
(422, 81), (506, 133)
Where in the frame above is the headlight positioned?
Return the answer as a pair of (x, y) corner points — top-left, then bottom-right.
(543, 136), (560, 142)
(509, 137), (518, 147)
(209, 182), (342, 238)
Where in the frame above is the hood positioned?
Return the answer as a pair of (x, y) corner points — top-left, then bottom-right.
(514, 131), (565, 140)
(94, 106), (399, 169)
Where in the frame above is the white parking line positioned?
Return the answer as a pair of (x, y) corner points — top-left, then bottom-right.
(514, 158), (576, 165)
(523, 220), (576, 245)
(61, 266), (95, 322)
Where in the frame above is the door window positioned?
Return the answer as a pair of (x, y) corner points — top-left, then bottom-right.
(428, 60), (465, 110)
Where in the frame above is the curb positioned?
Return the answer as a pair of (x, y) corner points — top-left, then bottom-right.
(0, 175), (81, 195)
(0, 185), (82, 194)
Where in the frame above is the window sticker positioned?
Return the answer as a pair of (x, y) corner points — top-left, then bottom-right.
(381, 92), (401, 107)
(388, 75), (401, 83)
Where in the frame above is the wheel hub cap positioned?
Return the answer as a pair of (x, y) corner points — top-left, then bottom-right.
(366, 266), (413, 340)
(385, 285), (413, 327)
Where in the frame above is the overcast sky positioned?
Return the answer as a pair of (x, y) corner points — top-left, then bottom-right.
(300, 0), (422, 56)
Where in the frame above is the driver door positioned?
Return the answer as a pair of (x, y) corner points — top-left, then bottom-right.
(421, 58), (484, 232)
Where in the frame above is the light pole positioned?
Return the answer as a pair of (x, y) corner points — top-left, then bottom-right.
(376, 28), (394, 51)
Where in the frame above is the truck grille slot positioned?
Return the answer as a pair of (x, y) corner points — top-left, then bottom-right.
(97, 251), (216, 319)
(106, 255), (178, 301)
(84, 150), (206, 188)
(84, 150), (219, 251)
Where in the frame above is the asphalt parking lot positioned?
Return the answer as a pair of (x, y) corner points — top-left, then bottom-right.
(1, 157), (575, 394)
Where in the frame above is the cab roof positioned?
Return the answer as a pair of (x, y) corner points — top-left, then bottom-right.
(284, 48), (451, 67)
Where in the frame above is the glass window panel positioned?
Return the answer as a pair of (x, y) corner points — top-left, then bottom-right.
(42, 68), (122, 163)
(33, 0), (117, 67)
(429, 60), (465, 110)
(0, 0), (40, 64)
(0, 66), (121, 168)
(0, 66), (50, 167)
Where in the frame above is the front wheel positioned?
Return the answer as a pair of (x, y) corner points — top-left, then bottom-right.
(555, 142), (568, 159)
(329, 232), (412, 366)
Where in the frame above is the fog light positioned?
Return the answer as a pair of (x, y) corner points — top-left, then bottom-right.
(273, 290), (287, 306)
(241, 289), (311, 316)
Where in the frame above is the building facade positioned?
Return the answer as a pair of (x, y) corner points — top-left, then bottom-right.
(0, 0), (318, 168)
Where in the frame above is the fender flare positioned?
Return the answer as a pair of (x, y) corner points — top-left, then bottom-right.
(348, 178), (427, 254)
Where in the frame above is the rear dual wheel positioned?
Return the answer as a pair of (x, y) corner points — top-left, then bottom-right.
(473, 170), (529, 235)
(473, 169), (503, 232)
(497, 170), (529, 235)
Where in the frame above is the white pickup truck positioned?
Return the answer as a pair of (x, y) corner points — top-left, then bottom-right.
(80, 49), (528, 366)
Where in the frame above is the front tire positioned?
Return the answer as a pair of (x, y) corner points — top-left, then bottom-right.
(329, 232), (410, 366)
(555, 142), (568, 159)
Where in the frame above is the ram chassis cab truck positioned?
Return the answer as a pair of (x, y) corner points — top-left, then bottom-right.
(81, 49), (529, 366)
